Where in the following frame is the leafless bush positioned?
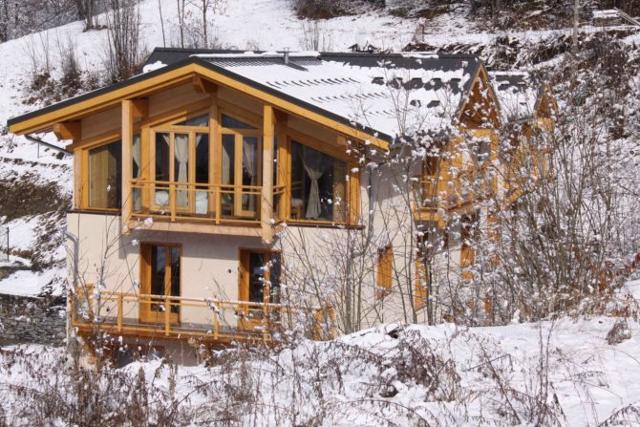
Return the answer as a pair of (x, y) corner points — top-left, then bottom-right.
(300, 20), (333, 51)
(0, 345), (188, 426)
(292, 0), (384, 19)
(104, 0), (145, 83)
(599, 403), (640, 426)
(470, 327), (566, 426)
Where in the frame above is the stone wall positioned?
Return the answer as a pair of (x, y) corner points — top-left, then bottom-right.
(0, 294), (66, 346)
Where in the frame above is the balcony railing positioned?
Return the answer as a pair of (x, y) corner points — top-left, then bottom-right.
(71, 291), (336, 343)
(130, 180), (286, 225)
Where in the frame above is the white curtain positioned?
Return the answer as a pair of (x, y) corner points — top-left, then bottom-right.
(174, 134), (189, 207)
(302, 146), (327, 219)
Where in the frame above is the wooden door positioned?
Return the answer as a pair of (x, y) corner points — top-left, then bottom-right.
(238, 249), (281, 330)
(140, 243), (181, 324)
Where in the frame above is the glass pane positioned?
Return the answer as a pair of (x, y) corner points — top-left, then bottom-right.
(195, 134), (209, 184)
(170, 247), (180, 313)
(174, 133), (189, 208)
(242, 136), (259, 213)
(332, 160), (346, 223)
(248, 253), (265, 304)
(270, 253), (281, 304)
(221, 114), (255, 129)
(273, 137), (279, 186)
(195, 133), (210, 215)
(290, 142), (304, 220)
(177, 114), (209, 127)
(88, 140), (121, 209)
(150, 245), (166, 311)
(221, 134), (235, 216)
(155, 133), (170, 181)
(132, 134), (141, 178)
(132, 134), (141, 211)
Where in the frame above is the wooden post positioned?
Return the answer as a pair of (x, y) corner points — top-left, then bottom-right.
(213, 313), (219, 340)
(117, 294), (123, 333)
(121, 100), (134, 229)
(261, 105), (275, 243)
(164, 296), (171, 336)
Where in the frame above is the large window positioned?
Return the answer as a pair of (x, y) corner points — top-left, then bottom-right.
(290, 141), (346, 222)
(151, 114), (210, 214)
(220, 114), (261, 219)
(88, 140), (121, 209)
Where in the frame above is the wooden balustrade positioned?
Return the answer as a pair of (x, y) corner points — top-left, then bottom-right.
(72, 291), (334, 343)
(129, 179), (286, 226)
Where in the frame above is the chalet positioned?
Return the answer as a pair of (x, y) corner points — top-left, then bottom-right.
(7, 48), (555, 360)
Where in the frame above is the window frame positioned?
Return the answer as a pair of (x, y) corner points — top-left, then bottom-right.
(376, 244), (393, 300)
(80, 137), (123, 212)
(284, 131), (359, 226)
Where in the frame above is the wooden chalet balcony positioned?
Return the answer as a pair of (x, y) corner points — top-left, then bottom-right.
(71, 291), (335, 344)
(128, 179), (286, 237)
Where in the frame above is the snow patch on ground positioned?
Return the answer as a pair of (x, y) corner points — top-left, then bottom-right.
(0, 265), (65, 297)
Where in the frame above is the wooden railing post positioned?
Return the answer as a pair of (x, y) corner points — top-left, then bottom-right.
(170, 183), (176, 222)
(164, 295), (170, 336)
(213, 311), (219, 340)
(117, 293), (123, 333)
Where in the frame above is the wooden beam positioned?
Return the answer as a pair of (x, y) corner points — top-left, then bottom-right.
(52, 121), (80, 141)
(121, 100), (134, 230)
(192, 75), (217, 94)
(131, 98), (148, 120)
(261, 105), (275, 243)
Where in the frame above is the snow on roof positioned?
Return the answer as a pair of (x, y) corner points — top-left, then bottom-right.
(204, 52), (478, 137)
(489, 71), (539, 122)
(147, 49), (482, 138)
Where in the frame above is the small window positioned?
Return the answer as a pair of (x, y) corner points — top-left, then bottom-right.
(221, 114), (255, 129)
(177, 114), (209, 127)
(88, 140), (121, 209)
(376, 245), (393, 299)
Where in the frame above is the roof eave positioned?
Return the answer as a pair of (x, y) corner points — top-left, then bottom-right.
(8, 57), (392, 148)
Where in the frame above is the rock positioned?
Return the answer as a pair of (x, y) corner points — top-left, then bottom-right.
(606, 319), (632, 345)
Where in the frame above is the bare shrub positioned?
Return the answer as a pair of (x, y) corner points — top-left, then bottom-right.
(292, 0), (383, 19)
(104, 0), (145, 83)
(300, 20), (333, 51)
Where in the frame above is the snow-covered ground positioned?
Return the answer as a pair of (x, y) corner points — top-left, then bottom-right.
(1, 308), (639, 425)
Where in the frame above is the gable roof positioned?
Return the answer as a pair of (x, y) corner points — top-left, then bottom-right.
(150, 49), (483, 137)
(8, 48), (485, 144)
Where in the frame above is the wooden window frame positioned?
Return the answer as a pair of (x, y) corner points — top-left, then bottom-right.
(285, 132), (359, 226)
(79, 137), (123, 213)
(139, 242), (182, 325)
(220, 123), (263, 219)
(238, 248), (282, 330)
(376, 244), (393, 300)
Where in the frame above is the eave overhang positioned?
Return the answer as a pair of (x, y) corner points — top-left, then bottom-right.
(7, 57), (391, 149)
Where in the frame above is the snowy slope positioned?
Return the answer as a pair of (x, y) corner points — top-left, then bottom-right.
(1, 310), (640, 425)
